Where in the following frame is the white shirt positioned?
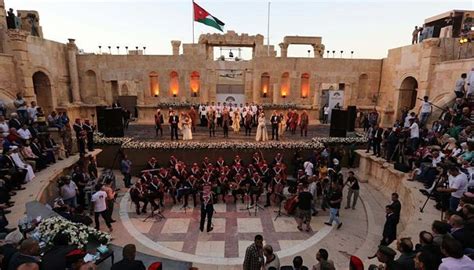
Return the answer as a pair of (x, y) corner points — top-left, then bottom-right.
(432, 152), (446, 167)
(303, 161), (314, 176)
(420, 101), (431, 113)
(91, 190), (108, 212)
(439, 255), (474, 270)
(404, 115), (414, 128)
(449, 173), (468, 198)
(409, 122), (419, 138)
(323, 106), (329, 115)
(455, 78), (466, 92)
(18, 128), (32, 140)
(0, 122), (9, 137)
(467, 71), (474, 94)
(27, 106), (38, 121)
(61, 181), (78, 200)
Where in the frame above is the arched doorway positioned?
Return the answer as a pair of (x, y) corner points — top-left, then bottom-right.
(190, 71), (200, 97)
(280, 72), (290, 98)
(149, 71), (159, 97)
(260, 72), (270, 97)
(398, 76), (418, 112)
(32, 71), (53, 113)
(300, 73), (310, 98)
(170, 71), (179, 97)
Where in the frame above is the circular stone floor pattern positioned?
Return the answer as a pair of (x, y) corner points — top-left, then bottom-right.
(120, 193), (334, 265)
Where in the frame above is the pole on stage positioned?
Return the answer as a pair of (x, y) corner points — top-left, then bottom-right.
(192, 0), (195, 44)
(267, 1), (271, 56)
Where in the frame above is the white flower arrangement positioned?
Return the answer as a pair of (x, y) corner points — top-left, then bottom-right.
(38, 216), (111, 249)
(121, 140), (325, 150)
(311, 136), (368, 144)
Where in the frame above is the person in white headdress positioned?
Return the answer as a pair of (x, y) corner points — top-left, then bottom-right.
(9, 146), (35, 182)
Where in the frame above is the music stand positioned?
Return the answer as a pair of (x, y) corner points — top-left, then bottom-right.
(239, 191), (253, 216)
(143, 206), (165, 222)
(274, 193), (289, 221)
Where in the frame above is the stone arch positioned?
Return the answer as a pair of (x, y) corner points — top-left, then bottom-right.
(149, 71), (159, 97)
(300, 73), (310, 98)
(398, 76), (418, 111)
(32, 71), (53, 113)
(357, 74), (368, 99)
(280, 72), (290, 98)
(81, 70), (98, 102)
(170, 71), (179, 97)
(190, 71), (200, 97)
(260, 72), (270, 97)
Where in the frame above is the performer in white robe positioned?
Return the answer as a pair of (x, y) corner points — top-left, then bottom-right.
(255, 113), (269, 142)
(231, 109), (241, 132)
(10, 146), (35, 182)
(182, 116), (193, 140)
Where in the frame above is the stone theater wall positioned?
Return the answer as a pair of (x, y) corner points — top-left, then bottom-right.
(0, 1), (473, 126)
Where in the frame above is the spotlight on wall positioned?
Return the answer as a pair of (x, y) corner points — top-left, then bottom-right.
(135, 46), (139, 50)
(125, 46), (128, 54)
(116, 46), (120, 54)
(351, 51), (354, 58)
(143, 46), (146, 55)
(340, 50), (344, 58)
(98, 45), (102, 54)
(332, 50), (335, 58)
(307, 50), (311, 57)
(108, 46), (111, 54)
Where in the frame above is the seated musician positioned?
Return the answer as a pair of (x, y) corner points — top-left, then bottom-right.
(173, 162), (187, 181)
(296, 169), (308, 184)
(201, 157), (210, 168)
(190, 163), (202, 178)
(247, 164), (256, 177)
(146, 157), (158, 171)
(220, 165), (231, 178)
(249, 172), (263, 205)
(231, 173), (245, 203)
(157, 168), (171, 187)
(231, 163), (244, 177)
(168, 176), (180, 204)
(252, 152), (261, 165)
(272, 153), (283, 166)
(204, 164), (217, 179)
(140, 171), (152, 184)
(216, 173), (229, 203)
(168, 155), (178, 168)
(178, 175), (197, 208)
(215, 156), (225, 168)
(266, 174), (285, 207)
(233, 155), (243, 166)
(129, 180), (149, 215)
(149, 175), (164, 207)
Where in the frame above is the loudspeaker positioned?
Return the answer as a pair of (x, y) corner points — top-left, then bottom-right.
(105, 109), (124, 137)
(97, 108), (124, 137)
(347, 106), (357, 132)
(96, 106), (107, 133)
(329, 128), (347, 137)
(330, 109), (348, 130)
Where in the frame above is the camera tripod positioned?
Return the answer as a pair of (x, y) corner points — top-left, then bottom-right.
(143, 205), (166, 222)
(420, 170), (447, 220)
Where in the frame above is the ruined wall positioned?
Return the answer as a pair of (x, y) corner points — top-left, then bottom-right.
(0, 54), (18, 105)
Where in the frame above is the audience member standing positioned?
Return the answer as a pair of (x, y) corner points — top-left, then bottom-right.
(243, 235), (264, 270)
(263, 245), (280, 270)
(90, 184), (113, 232)
(13, 93), (27, 124)
(296, 183), (313, 232)
(313, 248), (336, 270)
(72, 118), (86, 155)
(344, 171), (360, 210)
(324, 181), (343, 229)
(120, 155), (132, 188)
(454, 73), (467, 98)
(381, 205), (398, 246)
(419, 96), (432, 127)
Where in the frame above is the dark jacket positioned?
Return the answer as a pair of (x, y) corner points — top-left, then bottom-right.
(111, 259), (146, 270)
(383, 213), (398, 241)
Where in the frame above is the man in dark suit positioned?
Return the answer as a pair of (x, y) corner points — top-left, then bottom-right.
(373, 125), (383, 157)
(270, 111), (280, 141)
(381, 204), (398, 246)
(111, 244), (145, 270)
(82, 119), (94, 151)
(168, 110), (179, 140)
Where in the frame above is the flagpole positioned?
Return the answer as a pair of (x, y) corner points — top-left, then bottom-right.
(192, 0), (195, 44)
(267, 1), (271, 56)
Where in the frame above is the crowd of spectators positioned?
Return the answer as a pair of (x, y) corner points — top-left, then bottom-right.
(359, 72), (474, 269)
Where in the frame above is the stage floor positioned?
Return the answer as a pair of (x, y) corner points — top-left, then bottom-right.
(124, 124), (330, 142)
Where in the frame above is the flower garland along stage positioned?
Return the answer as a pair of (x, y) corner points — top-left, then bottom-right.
(151, 102), (308, 110)
(94, 134), (367, 150)
(38, 216), (112, 249)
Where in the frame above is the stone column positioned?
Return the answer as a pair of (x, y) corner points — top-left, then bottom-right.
(312, 44), (325, 58)
(279, 43), (288, 58)
(0, 0), (6, 53)
(171, 40), (181, 56)
(67, 39), (81, 103)
(8, 30), (32, 97)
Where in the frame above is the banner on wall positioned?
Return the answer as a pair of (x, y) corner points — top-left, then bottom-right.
(216, 94), (245, 106)
(328, 90), (344, 122)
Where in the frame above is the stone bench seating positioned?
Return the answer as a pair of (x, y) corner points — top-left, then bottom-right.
(356, 150), (440, 253)
(5, 149), (102, 225)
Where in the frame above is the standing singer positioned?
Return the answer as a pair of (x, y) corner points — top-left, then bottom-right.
(199, 185), (214, 232)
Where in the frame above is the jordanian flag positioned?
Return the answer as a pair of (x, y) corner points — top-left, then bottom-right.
(193, 1), (225, 32)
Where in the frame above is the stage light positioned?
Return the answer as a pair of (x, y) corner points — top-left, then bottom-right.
(307, 50), (311, 57)
(98, 45), (102, 53)
(108, 46), (111, 54)
(332, 50), (335, 58)
(116, 46), (120, 54)
(229, 50), (234, 58)
(340, 50), (344, 58)
(351, 51), (354, 58)
(135, 46), (139, 50)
